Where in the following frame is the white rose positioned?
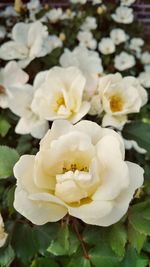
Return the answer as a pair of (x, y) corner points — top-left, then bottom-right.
(13, 119), (144, 226)
(129, 38), (144, 53)
(77, 31), (97, 50)
(110, 28), (127, 45)
(0, 214), (8, 248)
(99, 73), (148, 128)
(138, 72), (150, 88)
(141, 52), (150, 65)
(0, 21), (50, 68)
(46, 8), (63, 23)
(70, 0), (87, 4)
(60, 46), (103, 99)
(114, 52), (135, 71)
(120, 0), (136, 6)
(31, 67), (90, 124)
(80, 16), (97, 31)
(0, 61), (28, 109)
(98, 38), (115, 55)
(112, 6), (134, 24)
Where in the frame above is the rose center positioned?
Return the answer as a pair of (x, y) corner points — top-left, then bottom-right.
(110, 94), (124, 112)
(54, 96), (66, 112)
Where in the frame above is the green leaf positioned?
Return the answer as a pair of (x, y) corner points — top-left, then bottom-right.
(89, 243), (121, 267)
(120, 246), (148, 267)
(0, 245), (15, 267)
(11, 223), (37, 265)
(0, 118), (11, 137)
(30, 257), (59, 267)
(33, 223), (60, 256)
(128, 224), (146, 253)
(108, 223), (127, 258)
(123, 121), (150, 155)
(129, 201), (150, 235)
(67, 255), (91, 267)
(0, 146), (19, 178)
(7, 186), (15, 215)
(47, 224), (79, 256)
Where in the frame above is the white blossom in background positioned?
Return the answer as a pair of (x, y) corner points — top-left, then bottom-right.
(60, 46), (103, 99)
(144, 65), (150, 72)
(112, 6), (134, 24)
(110, 28), (127, 45)
(91, 0), (102, 4)
(77, 31), (97, 50)
(0, 6), (18, 17)
(114, 52), (135, 71)
(46, 8), (63, 23)
(26, 0), (41, 21)
(141, 51), (150, 65)
(13, 119), (144, 226)
(99, 73), (147, 129)
(129, 38), (144, 54)
(70, 0), (87, 4)
(61, 9), (76, 20)
(9, 72), (49, 139)
(138, 72), (150, 88)
(0, 21), (50, 68)
(0, 214), (8, 248)
(120, 0), (136, 6)
(31, 67), (90, 124)
(88, 94), (103, 115)
(47, 35), (63, 52)
(0, 26), (6, 39)
(0, 61), (29, 109)
(98, 38), (115, 55)
(80, 16), (97, 31)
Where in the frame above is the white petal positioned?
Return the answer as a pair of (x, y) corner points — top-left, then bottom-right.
(70, 102), (90, 124)
(12, 22), (29, 45)
(3, 61), (29, 86)
(102, 114), (127, 130)
(0, 41), (28, 60)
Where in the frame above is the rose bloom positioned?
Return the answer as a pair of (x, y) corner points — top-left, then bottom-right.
(13, 120), (144, 226)
(99, 73), (147, 129)
(110, 28), (127, 45)
(31, 66), (90, 124)
(77, 31), (97, 50)
(114, 52), (135, 71)
(120, 0), (136, 6)
(0, 214), (8, 248)
(98, 38), (115, 55)
(112, 6), (134, 24)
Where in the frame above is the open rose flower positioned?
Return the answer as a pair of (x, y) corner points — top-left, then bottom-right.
(14, 120), (144, 226)
(99, 73), (147, 129)
(0, 21), (50, 68)
(0, 213), (8, 248)
(31, 66), (90, 124)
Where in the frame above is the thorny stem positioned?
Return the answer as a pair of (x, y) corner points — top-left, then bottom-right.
(72, 218), (89, 260)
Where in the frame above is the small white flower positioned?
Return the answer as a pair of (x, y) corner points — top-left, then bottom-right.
(0, 6), (18, 17)
(138, 72), (150, 88)
(112, 6), (134, 24)
(129, 38), (144, 53)
(91, 0), (102, 5)
(144, 64), (150, 72)
(60, 46), (103, 99)
(120, 0), (136, 6)
(0, 21), (50, 68)
(141, 51), (150, 65)
(47, 35), (62, 52)
(70, 0), (87, 4)
(114, 52), (135, 71)
(110, 28), (127, 45)
(13, 119), (144, 226)
(80, 16), (97, 31)
(0, 214), (8, 248)
(61, 9), (76, 20)
(0, 26), (6, 39)
(31, 67), (90, 124)
(98, 38), (115, 55)
(26, 0), (41, 21)
(0, 61), (28, 109)
(77, 31), (97, 50)
(9, 72), (49, 139)
(99, 73), (147, 129)
(46, 8), (63, 23)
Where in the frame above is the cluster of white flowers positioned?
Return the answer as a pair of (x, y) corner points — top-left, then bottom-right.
(0, 0), (148, 230)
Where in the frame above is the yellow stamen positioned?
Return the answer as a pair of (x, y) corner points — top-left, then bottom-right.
(110, 95), (124, 112)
